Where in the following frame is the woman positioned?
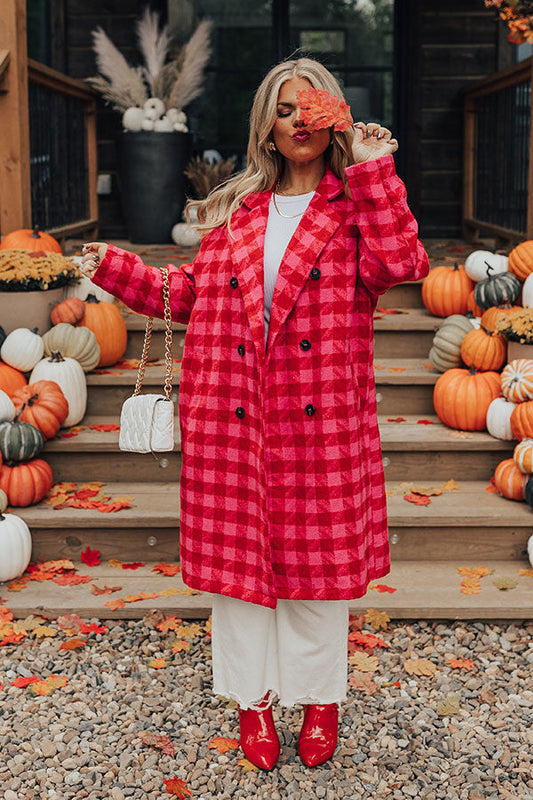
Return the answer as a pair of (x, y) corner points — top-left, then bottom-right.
(82, 57), (429, 771)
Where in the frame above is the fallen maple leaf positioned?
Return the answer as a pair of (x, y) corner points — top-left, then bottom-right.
(7, 579), (27, 591)
(236, 758), (259, 772)
(364, 609), (390, 632)
(148, 658), (168, 669)
(460, 584), (481, 595)
(447, 658), (475, 671)
(492, 576), (517, 590)
(33, 625), (58, 638)
(388, 367), (407, 373)
(108, 559), (124, 568)
(121, 561), (145, 570)
(417, 419), (435, 425)
(89, 423), (120, 432)
(159, 587), (181, 598)
(403, 493), (431, 506)
(348, 651), (379, 672)
(52, 574), (92, 586)
(208, 737), (240, 753)
(518, 568), (533, 577)
(410, 486), (442, 497)
(11, 676), (40, 688)
(152, 562), (181, 576)
(368, 583), (397, 594)
(163, 777), (192, 797)
(171, 623), (203, 639)
(442, 479), (461, 491)
(436, 692), (461, 715)
(404, 657), (436, 677)
(80, 622), (108, 635)
(386, 417), (406, 423)
(59, 638), (87, 650)
(157, 616), (183, 633)
(0, 607), (14, 623)
(348, 631), (390, 650)
(81, 546), (101, 566)
(90, 584), (122, 595)
(140, 731), (175, 756)
(376, 307), (408, 315)
(29, 675), (68, 696)
(170, 639), (190, 653)
(103, 599), (125, 610)
(485, 484), (499, 493)
(349, 612), (366, 631)
(348, 671), (378, 695)
(297, 86), (353, 131)
(57, 613), (84, 633)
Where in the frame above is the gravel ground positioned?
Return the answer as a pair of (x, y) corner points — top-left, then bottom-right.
(0, 615), (532, 800)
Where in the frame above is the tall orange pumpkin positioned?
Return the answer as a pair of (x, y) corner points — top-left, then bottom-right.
(0, 227), (62, 253)
(76, 295), (127, 367)
(433, 367), (501, 430)
(508, 240), (533, 281)
(0, 458), (53, 506)
(0, 363), (28, 397)
(459, 327), (506, 372)
(422, 264), (473, 317)
(493, 458), (528, 500)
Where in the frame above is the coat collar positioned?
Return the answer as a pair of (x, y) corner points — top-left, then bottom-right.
(228, 167), (346, 365)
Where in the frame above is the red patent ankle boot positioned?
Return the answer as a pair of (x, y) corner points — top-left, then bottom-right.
(238, 695), (280, 771)
(298, 703), (338, 767)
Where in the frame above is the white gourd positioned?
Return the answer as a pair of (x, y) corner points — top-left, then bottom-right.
(522, 273), (533, 308)
(1, 328), (44, 372)
(486, 396), (517, 441)
(465, 251), (509, 283)
(0, 511), (32, 582)
(30, 352), (87, 426)
(0, 390), (15, 422)
(528, 534), (533, 567)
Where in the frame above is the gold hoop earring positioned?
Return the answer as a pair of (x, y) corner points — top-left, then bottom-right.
(268, 141), (276, 152)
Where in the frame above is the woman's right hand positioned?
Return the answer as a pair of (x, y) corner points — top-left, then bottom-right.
(80, 241), (109, 278)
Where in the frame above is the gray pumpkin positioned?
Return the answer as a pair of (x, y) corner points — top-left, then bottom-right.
(474, 269), (521, 311)
(0, 417), (44, 462)
(428, 314), (475, 372)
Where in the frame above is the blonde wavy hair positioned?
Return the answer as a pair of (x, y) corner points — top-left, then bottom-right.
(188, 57), (356, 234)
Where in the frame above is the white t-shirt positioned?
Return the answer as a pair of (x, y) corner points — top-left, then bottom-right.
(264, 190), (314, 341)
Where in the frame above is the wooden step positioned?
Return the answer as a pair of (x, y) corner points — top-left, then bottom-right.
(86, 363), (181, 414)
(375, 358), (438, 415)
(374, 308), (439, 358)
(387, 480), (532, 562)
(122, 310), (187, 360)
(4, 559), (531, 621)
(379, 415), (513, 480)
(43, 417), (181, 482)
(375, 279), (424, 310)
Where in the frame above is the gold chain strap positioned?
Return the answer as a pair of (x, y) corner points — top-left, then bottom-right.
(133, 266), (173, 400)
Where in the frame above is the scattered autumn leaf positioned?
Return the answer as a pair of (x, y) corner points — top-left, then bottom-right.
(403, 493), (431, 506)
(33, 625), (58, 638)
(159, 587), (181, 598)
(89, 423), (121, 432)
(208, 737), (240, 753)
(348, 671), (378, 695)
(171, 623), (203, 639)
(157, 616), (183, 632)
(140, 731), (175, 756)
(436, 692), (461, 715)
(148, 658), (168, 669)
(80, 623), (107, 635)
(518, 568), (533, 577)
(152, 562), (181, 576)
(492, 576), (517, 591)
(368, 583), (397, 593)
(442, 479), (461, 491)
(386, 417), (406, 423)
(121, 561), (145, 570)
(376, 307), (408, 315)
(163, 777), (193, 797)
(170, 639), (190, 653)
(29, 675), (68, 695)
(389, 367), (408, 373)
(348, 651), (379, 672)
(447, 658), (475, 671)
(59, 638), (87, 650)
(364, 609), (390, 632)
(349, 612), (366, 631)
(103, 599), (125, 610)
(91, 584), (122, 595)
(404, 657), (436, 677)
(417, 419), (435, 425)
(410, 486), (442, 497)
(81, 546), (101, 566)
(236, 758), (259, 772)
(349, 631), (390, 650)
(53, 573), (92, 586)
(11, 676), (39, 687)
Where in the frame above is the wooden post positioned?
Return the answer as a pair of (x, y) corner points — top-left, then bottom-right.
(0, 0), (31, 237)
(528, 58), (533, 239)
(463, 94), (476, 242)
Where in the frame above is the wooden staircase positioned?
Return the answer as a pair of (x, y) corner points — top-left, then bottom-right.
(3, 241), (533, 620)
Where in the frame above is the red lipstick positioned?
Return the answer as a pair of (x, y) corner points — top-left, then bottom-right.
(292, 131), (311, 142)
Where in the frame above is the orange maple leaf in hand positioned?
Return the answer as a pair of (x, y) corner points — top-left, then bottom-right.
(297, 87), (354, 131)
(163, 777), (192, 798)
(208, 737), (240, 753)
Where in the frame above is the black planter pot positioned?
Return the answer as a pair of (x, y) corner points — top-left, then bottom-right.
(116, 131), (192, 244)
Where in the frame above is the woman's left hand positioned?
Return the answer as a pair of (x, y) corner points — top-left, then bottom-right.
(351, 122), (398, 164)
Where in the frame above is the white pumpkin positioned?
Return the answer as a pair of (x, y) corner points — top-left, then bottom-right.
(1, 328), (44, 372)
(0, 510), (32, 582)
(486, 396), (517, 441)
(122, 106), (144, 131)
(66, 262), (115, 303)
(465, 251), (509, 283)
(171, 222), (201, 248)
(0, 390), (15, 422)
(522, 273), (533, 308)
(30, 351), (87, 426)
(528, 533), (533, 567)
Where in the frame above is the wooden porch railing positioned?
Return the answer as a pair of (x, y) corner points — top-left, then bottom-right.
(463, 56), (533, 245)
(0, 0), (98, 243)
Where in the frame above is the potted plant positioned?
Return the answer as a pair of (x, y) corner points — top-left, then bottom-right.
(496, 307), (533, 360)
(88, 8), (212, 243)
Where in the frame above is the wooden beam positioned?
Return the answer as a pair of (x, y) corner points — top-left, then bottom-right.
(0, 49), (10, 83)
(528, 58), (533, 239)
(0, 0), (31, 236)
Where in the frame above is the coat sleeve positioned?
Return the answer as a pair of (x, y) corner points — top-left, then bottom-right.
(90, 243), (197, 324)
(345, 154), (429, 296)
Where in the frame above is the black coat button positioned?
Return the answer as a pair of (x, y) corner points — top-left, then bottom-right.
(230, 277), (238, 288)
(235, 407), (245, 418)
(238, 344), (245, 356)
(300, 339), (311, 351)
(310, 267), (321, 280)
(305, 404), (316, 417)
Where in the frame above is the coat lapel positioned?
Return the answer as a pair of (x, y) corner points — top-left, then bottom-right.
(227, 191), (271, 365)
(265, 168), (345, 356)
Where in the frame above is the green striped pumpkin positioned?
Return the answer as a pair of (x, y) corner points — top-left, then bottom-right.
(474, 270), (521, 311)
(0, 418), (44, 462)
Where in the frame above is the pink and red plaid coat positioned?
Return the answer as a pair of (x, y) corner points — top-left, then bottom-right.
(93, 154), (429, 608)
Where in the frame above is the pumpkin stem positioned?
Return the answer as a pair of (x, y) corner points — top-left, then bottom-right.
(30, 226), (41, 239)
(14, 402), (26, 422)
(468, 365), (478, 375)
(27, 393), (39, 407)
(31, 326), (39, 335)
(49, 350), (65, 363)
(85, 294), (100, 304)
(453, 262), (459, 271)
(484, 260), (494, 278)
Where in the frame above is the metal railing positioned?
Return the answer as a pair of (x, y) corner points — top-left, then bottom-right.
(28, 60), (98, 241)
(463, 56), (533, 244)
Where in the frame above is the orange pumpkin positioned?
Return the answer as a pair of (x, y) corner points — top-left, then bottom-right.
(480, 305), (522, 333)
(51, 297), (85, 326)
(501, 358), (533, 403)
(11, 380), (69, 440)
(466, 290), (484, 318)
(76, 295), (127, 367)
(459, 327), (506, 372)
(0, 458), (53, 506)
(513, 438), (533, 473)
(510, 400), (533, 440)
(422, 264), (473, 318)
(508, 240), (533, 281)
(493, 458), (528, 500)
(433, 367), (501, 430)
(0, 227), (62, 253)
(0, 362), (27, 397)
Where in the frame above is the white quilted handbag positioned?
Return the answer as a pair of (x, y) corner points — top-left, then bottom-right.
(119, 266), (175, 454)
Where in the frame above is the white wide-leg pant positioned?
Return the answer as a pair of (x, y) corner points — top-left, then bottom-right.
(211, 594), (350, 710)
